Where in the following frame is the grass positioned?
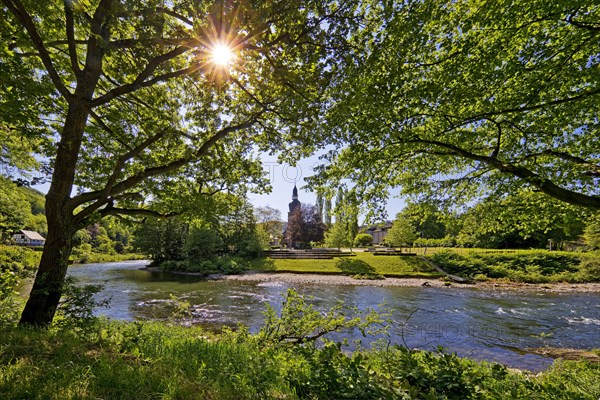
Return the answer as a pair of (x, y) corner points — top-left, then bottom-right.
(246, 249), (600, 283)
(248, 252), (443, 278)
(429, 250), (600, 283)
(0, 319), (598, 400)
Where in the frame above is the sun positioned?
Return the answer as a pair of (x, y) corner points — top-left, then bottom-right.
(211, 43), (235, 66)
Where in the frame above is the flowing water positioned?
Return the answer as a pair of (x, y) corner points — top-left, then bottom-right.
(67, 260), (600, 371)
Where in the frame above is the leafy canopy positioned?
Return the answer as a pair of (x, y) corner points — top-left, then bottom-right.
(310, 0), (600, 211)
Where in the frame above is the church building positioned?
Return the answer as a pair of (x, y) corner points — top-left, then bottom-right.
(284, 185), (302, 248)
(288, 184), (301, 220)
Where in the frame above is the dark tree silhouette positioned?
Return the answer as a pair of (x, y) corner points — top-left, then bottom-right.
(285, 204), (325, 248)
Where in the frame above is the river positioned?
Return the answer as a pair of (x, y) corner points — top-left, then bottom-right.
(66, 260), (600, 371)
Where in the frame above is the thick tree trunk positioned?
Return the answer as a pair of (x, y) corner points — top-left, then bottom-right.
(19, 220), (73, 326)
(19, 101), (90, 327)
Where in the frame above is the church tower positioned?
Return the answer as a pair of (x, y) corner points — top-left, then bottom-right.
(285, 185), (302, 248)
(288, 184), (301, 218)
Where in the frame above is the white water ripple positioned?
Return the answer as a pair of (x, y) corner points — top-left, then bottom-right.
(565, 317), (600, 326)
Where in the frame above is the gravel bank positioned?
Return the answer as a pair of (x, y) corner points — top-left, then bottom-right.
(208, 271), (600, 293)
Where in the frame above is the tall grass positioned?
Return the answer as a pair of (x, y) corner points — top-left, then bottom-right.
(0, 318), (598, 399)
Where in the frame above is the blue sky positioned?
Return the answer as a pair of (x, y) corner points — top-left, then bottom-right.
(248, 152), (406, 224)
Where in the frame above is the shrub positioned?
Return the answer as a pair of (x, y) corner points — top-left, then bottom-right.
(184, 227), (223, 261)
(577, 258), (600, 282)
(353, 233), (373, 247)
(54, 277), (110, 333)
(0, 270), (21, 323)
(0, 246), (39, 273)
(430, 250), (597, 283)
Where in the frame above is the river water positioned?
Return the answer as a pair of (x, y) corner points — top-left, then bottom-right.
(67, 260), (600, 371)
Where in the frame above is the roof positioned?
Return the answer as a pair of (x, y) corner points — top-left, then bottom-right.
(19, 230), (46, 241)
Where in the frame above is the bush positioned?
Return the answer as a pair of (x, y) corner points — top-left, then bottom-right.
(160, 256), (248, 275)
(0, 270), (22, 323)
(353, 233), (373, 247)
(54, 277), (110, 333)
(184, 227), (223, 261)
(0, 246), (39, 273)
(430, 250), (596, 283)
(577, 258), (600, 282)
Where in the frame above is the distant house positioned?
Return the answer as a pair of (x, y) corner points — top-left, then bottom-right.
(12, 230), (46, 246)
(365, 222), (393, 245)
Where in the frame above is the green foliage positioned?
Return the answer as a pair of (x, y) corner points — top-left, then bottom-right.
(456, 191), (589, 249)
(0, 177), (47, 241)
(583, 213), (600, 249)
(54, 277), (110, 332)
(398, 202), (448, 239)
(332, 188), (359, 248)
(0, 245), (39, 273)
(161, 255), (249, 275)
(254, 206), (283, 240)
(430, 250), (599, 283)
(385, 218), (417, 247)
(184, 226), (223, 261)
(258, 289), (368, 345)
(0, 177), (30, 240)
(354, 233), (373, 247)
(312, 0), (600, 211)
(135, 218), (188, 263)
(414, 237), (457, 248)
(0, 299), (599, 399)
(0, 269), (21, 324)
(324, 221), (351, 250)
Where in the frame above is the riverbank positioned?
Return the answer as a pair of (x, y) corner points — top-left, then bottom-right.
(208, 270), (600, 293)
(1, 316), (599, 399)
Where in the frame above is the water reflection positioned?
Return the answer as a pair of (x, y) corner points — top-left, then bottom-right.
(67, 260), (600, 371)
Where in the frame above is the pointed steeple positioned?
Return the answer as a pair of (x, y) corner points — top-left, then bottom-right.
(289, 184), (301, 213)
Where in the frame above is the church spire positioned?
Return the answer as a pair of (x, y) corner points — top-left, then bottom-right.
(292, 184), (298, 200)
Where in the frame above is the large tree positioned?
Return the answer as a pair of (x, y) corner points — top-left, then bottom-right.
(456, 189), (589, 248)
(254, 205), (283, 238)
(1, 0), (358, 326)
(285, 203), (325, 247)
(312, 0), (600, 210)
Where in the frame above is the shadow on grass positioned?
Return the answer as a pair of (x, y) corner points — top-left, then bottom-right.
(336, 258), (377, 275)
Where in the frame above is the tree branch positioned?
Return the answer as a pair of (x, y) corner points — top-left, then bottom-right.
(70, 112), (264, 218)
(403, 136), (600, 209)
(527, 150), (600, 177)
(99, 206), (179, 219)
(2, 0), (72, 100)
(91, 52), (199, 106)
(64, 0), (81, 77)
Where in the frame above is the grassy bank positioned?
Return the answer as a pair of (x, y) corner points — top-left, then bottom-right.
(429, 250), (600, 283)
(156, 248), (600, 283)
(0, 317), (598, 399)
(248, 252), (442, 279)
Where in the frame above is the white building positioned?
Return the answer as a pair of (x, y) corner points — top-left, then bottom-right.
(12, 230), (46, 246)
